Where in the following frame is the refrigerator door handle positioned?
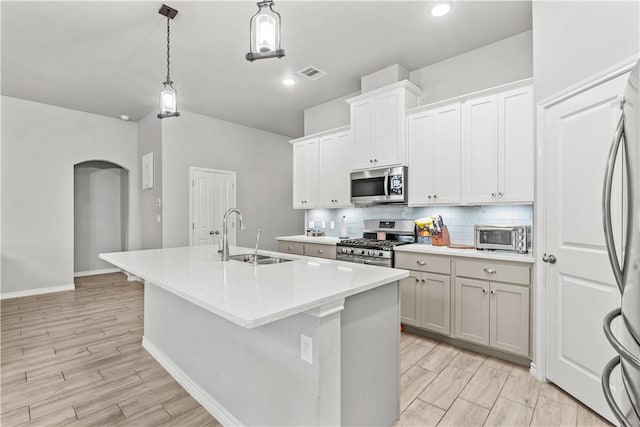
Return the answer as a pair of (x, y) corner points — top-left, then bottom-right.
(602, 355), (633, 427)
(603, 307), (640, 370)
(602, 112), (627, 294)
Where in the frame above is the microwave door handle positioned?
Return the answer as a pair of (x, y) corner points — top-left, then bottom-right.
(384, 170), (389, 199)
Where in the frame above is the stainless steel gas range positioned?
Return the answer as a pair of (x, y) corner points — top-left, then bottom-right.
(336, 219), (416, 267)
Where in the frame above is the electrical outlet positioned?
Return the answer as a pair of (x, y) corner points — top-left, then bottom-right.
(330, 221), (335, 230)
(309, 220), (315, 228)
(321, 221), (326, 229)
(156, 214), (161, 223)
(301, 334), (312, 364)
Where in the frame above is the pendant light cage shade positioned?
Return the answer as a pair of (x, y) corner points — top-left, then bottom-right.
(157, 4), (180, 119)
(246, 1), (285, 62)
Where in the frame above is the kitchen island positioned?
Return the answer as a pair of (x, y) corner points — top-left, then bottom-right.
(100, 245), (408, 426)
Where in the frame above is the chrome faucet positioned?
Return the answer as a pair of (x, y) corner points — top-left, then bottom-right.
(253, 228), (262, 266)
(221, 208), (245, 261)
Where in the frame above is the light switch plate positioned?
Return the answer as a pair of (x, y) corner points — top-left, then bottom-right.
(156, 214), (161, 223)
(330, 221), (335, 230)
(309, 220), (315, 228)
(321, 221), (326, 229)
(301, 334), (312, 364)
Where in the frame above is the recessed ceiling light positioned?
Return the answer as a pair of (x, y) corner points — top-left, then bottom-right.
(282, 78), (296, 86)
(429, 0), (453, 17)
(120, 115), (130, 121)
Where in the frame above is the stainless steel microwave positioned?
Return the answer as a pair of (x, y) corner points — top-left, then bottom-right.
(350, 166), (407, 205)
(475, 225), (531, 254)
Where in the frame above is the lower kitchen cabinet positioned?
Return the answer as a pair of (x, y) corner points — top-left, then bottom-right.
(454, 276), (529, 357)
(277, 240), (336, 260)
(400, 270), (450, 336)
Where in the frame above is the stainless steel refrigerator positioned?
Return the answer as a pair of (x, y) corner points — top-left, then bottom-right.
(602, 59), (640, 427)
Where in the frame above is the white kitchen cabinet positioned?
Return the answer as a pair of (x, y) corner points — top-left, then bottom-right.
(400, 272), (421, 327)
(400, 271), (450, 335)
(348, 81), (422, 170)
(408, 103), (462, 205)
(292, 137), (319, 209)
(489, 281), (530, 356)
(454, 277), (490, 346)
(318, 130), (352, 208)
(463, 84), (534, 204)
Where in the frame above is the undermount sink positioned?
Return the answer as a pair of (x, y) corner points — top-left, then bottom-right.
(228, 254), (293, 265)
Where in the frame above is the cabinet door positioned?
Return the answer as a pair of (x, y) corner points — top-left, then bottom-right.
(400, 272), (421, 327)
(421, 273), (451, 336)
(407, 110), (435, 205)
(351, 99), (374, 170)
(292, 142), (308, 209)
(454, 277), (490, 345)
(318, 133), (339, 207)
(489, 282), (530, 357)
(498, 85), (534, 203)
(334, 131), (353, 207)
(463, 95), (498, 204)
(305, 139), (319, 208)
(432, 103), (462, 204)
(374, 89), (404, 167)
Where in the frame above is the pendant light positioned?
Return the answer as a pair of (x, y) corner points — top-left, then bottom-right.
(157, 4), (180, 119)
(245, 1), (285, 62)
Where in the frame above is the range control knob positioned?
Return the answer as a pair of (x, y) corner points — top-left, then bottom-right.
(379, 252), (384, 256)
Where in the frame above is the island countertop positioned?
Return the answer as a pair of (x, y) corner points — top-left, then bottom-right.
(100, 245), (408, 329)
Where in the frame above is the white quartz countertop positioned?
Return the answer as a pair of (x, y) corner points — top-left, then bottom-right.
(394, 244), (535, 264)
(276, 235), (343, 245)
(100, 246), (408, 329)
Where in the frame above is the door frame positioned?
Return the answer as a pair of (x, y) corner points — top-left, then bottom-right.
(188, 167), (237, 246)
(533, 55), (639, 382)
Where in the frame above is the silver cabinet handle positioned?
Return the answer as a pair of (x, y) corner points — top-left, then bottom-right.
(428, 195), (432, 199)
(287, 246), (293, 250)
(374, 159), (378, 163)
(482, 288), (487, 294)
(490, 290), (496, 295)
(498, 192), (504, 196)
(209, 230), (220, 235)
(421, 279), (426, 284)
(416, 260), (426, 266)
(602, 111), (629, 294)
(482, 267), (497, 274)
(491, 192), (497, 197)
(542, 253), (557, 264)
(317, 249), (324, 254)
(369, 159), (373, 163)
(415, 278), (420, 283)
(433, 194), (437, 199)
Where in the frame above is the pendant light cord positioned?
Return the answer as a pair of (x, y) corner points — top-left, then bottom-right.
(166, 17), (171, 83)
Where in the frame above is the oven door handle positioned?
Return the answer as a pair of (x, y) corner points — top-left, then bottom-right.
(384, 170), (389, 199)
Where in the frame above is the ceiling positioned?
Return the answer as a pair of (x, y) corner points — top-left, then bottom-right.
(1, 1), (532, 137)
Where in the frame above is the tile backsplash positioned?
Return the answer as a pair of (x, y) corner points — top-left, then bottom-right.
(305, 205), (533, 245)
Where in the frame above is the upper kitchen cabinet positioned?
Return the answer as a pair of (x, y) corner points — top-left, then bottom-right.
(292, 137), (319, 209)
(407, 102), (462, 206)
(318, 128), (352, 208)
(347, 81), (422, 170)
(463, 82), (534, 204)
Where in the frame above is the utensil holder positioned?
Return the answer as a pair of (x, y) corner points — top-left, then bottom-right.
(432, 226), (450, 246)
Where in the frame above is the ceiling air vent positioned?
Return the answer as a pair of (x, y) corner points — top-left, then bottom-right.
(298, 66), (327, 81)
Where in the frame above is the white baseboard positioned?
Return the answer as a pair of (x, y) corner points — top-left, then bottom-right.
(142, 336), (243, 427)
(74, 268), (121, 277)
(0, 284), (75, 300)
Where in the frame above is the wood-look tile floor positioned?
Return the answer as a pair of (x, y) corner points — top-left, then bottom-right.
(0, 273), (220, 426)
(396, 333), (613, 427)
(0, 273), (613, 426)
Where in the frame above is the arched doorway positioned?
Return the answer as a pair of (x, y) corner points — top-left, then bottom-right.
(73, 161), (129, 276)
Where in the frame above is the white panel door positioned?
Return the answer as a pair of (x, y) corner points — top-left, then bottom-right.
(305, 139), (319, 208)
(463, 95), (498, 204)
(432, 103), (462, 204)
(544, 72), (629, 422)
(293, 141), (309, 208)
(191, 169), (236, 248)
(498, 85), (534, 203)
(351, 99), (374, 170)
(319, 133), (338, 206)
(407, 110), (434, 205)
(374, 89), (403, 167)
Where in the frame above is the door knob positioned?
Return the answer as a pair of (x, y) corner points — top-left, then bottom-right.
(542, 253), (557, 264)
(210, 230), (220, 235)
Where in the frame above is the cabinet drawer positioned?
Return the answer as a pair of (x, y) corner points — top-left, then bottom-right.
(395, 252), (451, 274)
(304, 243), (336, 260)
(455, 259), (530, 286)
(277, 241), (304, 255)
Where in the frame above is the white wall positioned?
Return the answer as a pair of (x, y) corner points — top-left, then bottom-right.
(532, 1), (639, 102)
(1, 96), (139, 294)
(303, 92), (358, 136)
(409, 30), (533, 105)
(161, 111), (304, 251)
(138, 111), (163, 250)
(74, 161), (127, 273)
